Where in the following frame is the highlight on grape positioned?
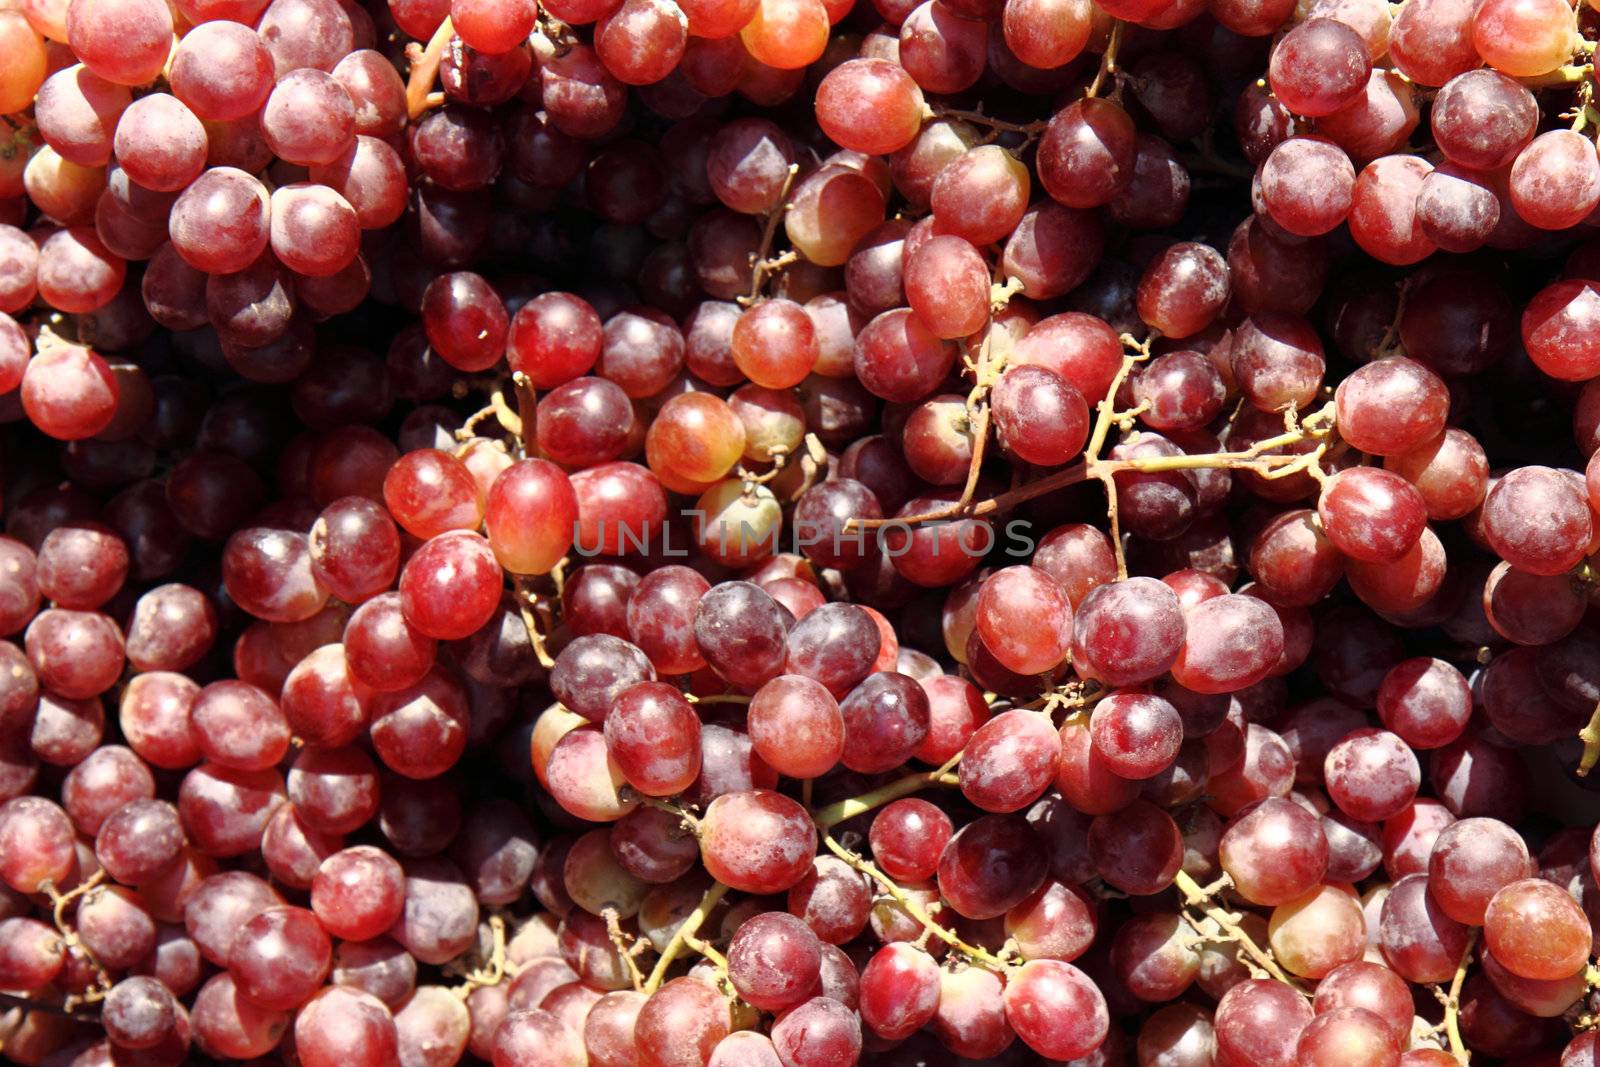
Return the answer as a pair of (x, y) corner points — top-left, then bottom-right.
(4, 0), (1600, 1061)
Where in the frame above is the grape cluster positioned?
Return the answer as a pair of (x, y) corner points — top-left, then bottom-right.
(4, 0), (1600, 1061)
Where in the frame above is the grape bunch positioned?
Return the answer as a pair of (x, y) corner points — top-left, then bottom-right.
(5, 0), (1600, 1061)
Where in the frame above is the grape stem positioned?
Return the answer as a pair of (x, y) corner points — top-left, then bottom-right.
(603, 907), (650, 992)
(1172, 869), (1303, 991)
(404, 16), (454, 119)
(33, 317), (79, 354)
(990, 277), (1024, 311)
(924, 105), (1047, 137)
(1085, 19), (1126, 99)
(683, 693), (752, 706)
(643, 881), (730, 994)
(740, 164), (801, 307)
(775, 432), (830, 502)
(821, 831), (1010, 970)
(0, 991), (101, 1021)
(450, 913), (510, 999)
(812, 767), (962, 831)
(1374, 277), (1411, 359)
(943, 320), (1013, 520)
(737, 444), (792, 489)
(1568, 75), (1597, 131)
(681, 931), (729, 972)
(1520, 62), (1594, 89)
(844, 372), (1336, 532)
(871, 282), (1019, 526)
(637, 794), (702, 834)
(838, 317), (1011, 532)
(44, 871), (113, 1010)
(1577, 698), (1600, 776)
(512, 575), (558, 669)
(1089, 340), (1154, 579)
(454, 386), (522, 445)
(1434, 928), (1477, 1064)
(1026, 677), (1108, 721)
(512, 371), (538, 455)
(536, 6), (576, 51)
(1580, 966), (1600, 1030)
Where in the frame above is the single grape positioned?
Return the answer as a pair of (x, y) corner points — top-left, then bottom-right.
(1483, 878), (1591, 981)
(1002, 959), (1109, 1061)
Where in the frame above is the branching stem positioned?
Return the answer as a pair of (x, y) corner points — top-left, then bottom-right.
(404, 16), (454, 119)
(644, 882), (729, 994)
(513, 576), (557, 669)
(603, 908), (648, 992)
(637, 795), (701, 835)
(1090, 345), (1150, 578)
(844, 367), (1335, 533)
(45, 872), (112, 1010)
(682, 932), (729, 973)
(740, 165), (801, 307)
(451, 914), (510, 999)
(1173, 870), (1303, 991)
(822, 832), (1008, 970)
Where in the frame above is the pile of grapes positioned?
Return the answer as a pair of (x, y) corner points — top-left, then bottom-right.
(11, 0), (1600, 1060)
